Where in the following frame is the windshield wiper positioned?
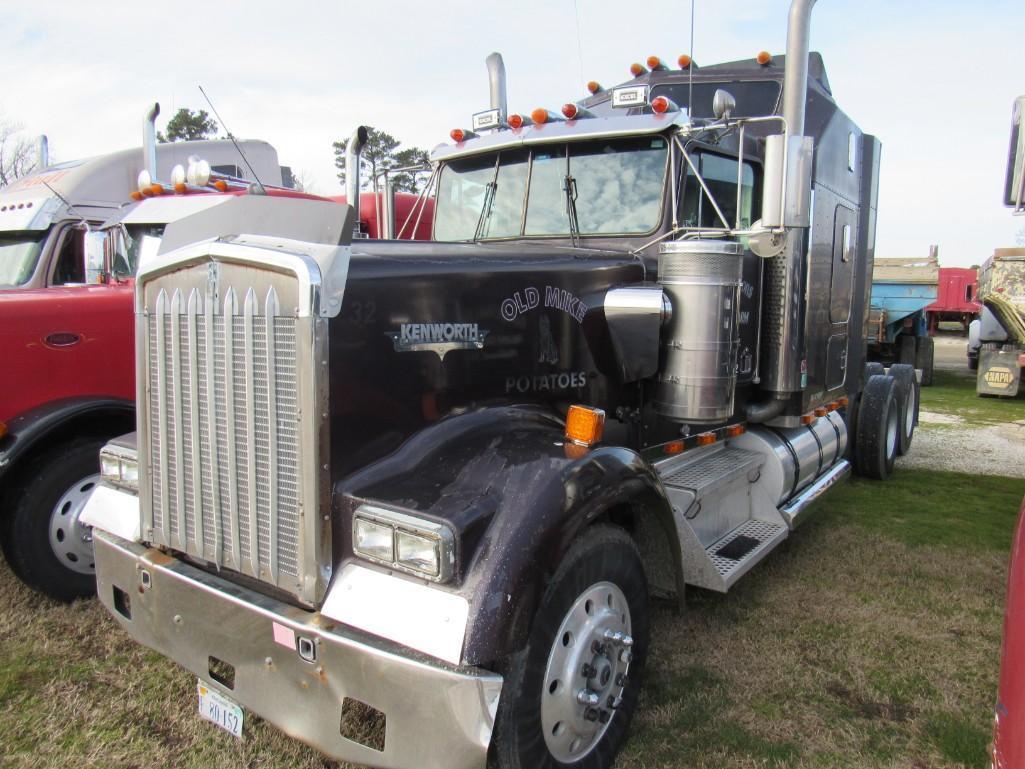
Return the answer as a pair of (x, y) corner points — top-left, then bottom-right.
(563, 173), (580, 247)
(473, 155), (502, 242)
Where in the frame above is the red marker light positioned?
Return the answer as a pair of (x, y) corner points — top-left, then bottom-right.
(562, 103), (579, 119)
(651, 95), (673, 114)
(450, 128), (467, 142)
(508, 113), (524, 129)
(629, 62), (647, 77)
(678, 54), (692, 69)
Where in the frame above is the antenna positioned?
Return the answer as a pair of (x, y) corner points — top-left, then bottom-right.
(42, 181), (90, 231)
(197, 85), (266, 194)
(688, 0), (695, 115)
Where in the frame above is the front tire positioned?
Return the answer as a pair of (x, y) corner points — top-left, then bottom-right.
(5, 440), (103, 602)
(490, 525), (649, 769)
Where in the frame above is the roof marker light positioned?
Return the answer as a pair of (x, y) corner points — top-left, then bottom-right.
(561, 103), (594, 120)
(186, 158), (211, 187)
(130, 191), (144, 201)
(137, 169), (152, 194)
(587, 81), (603, 95)
(650, 95), (679, 114)
(213, 180), (228, 192)
(629, 62), (648, 77)
(507, 113), (526, 129)
(756, 50), (773, 65)
(677, 54), (693, 69)
(531, 107), (562, 125)
(450, 128), (477, 143)
(170, 164), (187, 194)
(646, 56), (669, 71)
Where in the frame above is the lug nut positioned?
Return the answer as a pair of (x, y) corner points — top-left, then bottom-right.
(581, 663), (597, 679)
(584, 707), (600, 722)
(576, 689), (600, 707)
(621, 634), (634, 648)
(608, 695), (622, 710)
(620, 649), (633, 664)
(616, 673), (629, 687)
(599, 709), (611, 724)
(591, 640), (606, 655)
(603, 629), (624, 644)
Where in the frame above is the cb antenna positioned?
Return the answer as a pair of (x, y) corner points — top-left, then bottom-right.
(197, 84), (266, 194)
(688, 0), (695, 116)
(42, 181), (90, 231)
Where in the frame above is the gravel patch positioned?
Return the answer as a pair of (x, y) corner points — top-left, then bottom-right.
(898, 420), (1025, 477)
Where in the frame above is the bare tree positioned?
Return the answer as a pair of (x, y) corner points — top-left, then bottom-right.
(290, 168), (315, 194)
(0, 116), (38, 187)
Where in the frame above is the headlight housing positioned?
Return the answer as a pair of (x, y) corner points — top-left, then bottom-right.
(352, 505), (455, 583)
(99, 445), (139, 493)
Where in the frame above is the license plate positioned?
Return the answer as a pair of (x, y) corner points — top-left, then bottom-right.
(197, 681), (244, 738)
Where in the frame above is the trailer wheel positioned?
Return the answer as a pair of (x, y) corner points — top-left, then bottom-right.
(898, 335), (916, 366)
(889, 363), (919, 454)
(490, 525), (649, 769)
(916, 336), (935, 386)
(5, 439), (102, 602)
(854, 375), (899, 480)
(968, 354), (979, 371)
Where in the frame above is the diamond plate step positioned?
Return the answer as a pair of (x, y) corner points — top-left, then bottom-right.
(699, 519), (787, 592)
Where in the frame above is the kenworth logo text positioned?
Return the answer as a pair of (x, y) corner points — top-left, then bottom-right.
(387, 322), (489, 359)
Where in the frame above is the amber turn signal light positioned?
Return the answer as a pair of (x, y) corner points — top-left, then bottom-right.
(726, 424), (745, 438)
(697, 432), (717, 446)
(565, 405), (605, 447)
(664, 440), (685, 455)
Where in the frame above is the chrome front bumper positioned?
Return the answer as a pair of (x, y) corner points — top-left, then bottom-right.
(94, 531), (502, 769)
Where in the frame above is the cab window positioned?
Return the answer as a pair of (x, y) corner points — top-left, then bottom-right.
(678, 151), (757, 230)
(51, 227), (87, 285)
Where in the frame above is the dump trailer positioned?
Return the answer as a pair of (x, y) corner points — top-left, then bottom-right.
(84, 4), (920, 768)
(974, 248), (1025, 397)
(0, 105), (322, 601)
(926, 266), (979, 333)
(866, 253), (938, 384)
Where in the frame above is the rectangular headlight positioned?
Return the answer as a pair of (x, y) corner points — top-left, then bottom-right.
(99, 445), (139, 494)
(352, 505), (454, 583)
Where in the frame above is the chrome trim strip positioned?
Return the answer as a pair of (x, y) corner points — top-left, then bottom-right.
(265, 286), (280, 582)
(779, 459), (850, 528)
(187, 288), (204, 556)
(223, 287), (241, 570)
(244, 287), (259, 574)
(155, 289), (170, 545)
(171, 289), (186, 551)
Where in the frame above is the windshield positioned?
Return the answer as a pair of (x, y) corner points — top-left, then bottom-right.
(435, 136), (668, 241)
(116, 223), (167, 276)
(0, 230), (48, 286)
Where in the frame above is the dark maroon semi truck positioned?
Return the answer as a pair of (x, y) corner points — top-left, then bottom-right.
(82, 3), (918, 767)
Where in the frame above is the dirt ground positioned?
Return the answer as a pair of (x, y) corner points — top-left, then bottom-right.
(896, 333), (1025, 478)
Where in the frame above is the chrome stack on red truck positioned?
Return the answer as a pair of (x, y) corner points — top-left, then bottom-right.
(0, 106), (430, 602)
(78, 3), (924, 768)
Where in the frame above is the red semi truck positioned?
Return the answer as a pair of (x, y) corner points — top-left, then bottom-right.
(925, 266), (979, 333)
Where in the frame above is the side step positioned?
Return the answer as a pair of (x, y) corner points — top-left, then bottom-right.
(702, 519), (788, 591)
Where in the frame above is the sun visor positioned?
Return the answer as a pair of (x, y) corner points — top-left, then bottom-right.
(157, 195), (355, 255)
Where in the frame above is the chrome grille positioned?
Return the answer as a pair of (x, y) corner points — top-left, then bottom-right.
(145, 279), (302, 586)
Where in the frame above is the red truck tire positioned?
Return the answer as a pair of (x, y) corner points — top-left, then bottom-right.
(3, 439), (103, 602)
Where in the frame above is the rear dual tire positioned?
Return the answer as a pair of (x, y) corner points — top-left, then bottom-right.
(854, 374), (899, 480)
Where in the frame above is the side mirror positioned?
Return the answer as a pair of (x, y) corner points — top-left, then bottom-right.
(83, 230), (107, 284)
(1005, 95), (1025, 213)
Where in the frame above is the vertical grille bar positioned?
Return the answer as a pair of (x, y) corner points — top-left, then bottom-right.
(204, 291), (223, 569)
(170, 289), (186, 551)
(264, 286), (280, 581)
(223, 287), (242, 570)
(187, 288), (204, 556)
(155, 289), (170, 545)
(244, 287), (259, 574)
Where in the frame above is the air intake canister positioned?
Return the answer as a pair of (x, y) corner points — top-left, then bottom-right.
(654, 240), (744, 423)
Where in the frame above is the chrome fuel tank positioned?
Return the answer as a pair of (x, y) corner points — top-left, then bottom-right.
(654, 240), (744, 423)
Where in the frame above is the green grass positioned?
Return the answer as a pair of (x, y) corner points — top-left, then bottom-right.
(923, 712), (991, 769)
(921, 368), (1025, 426)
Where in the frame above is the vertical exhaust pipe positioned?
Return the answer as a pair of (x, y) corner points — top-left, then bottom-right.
(36, 135), (49, 170)
(781, 0), (817, 138)
(486, 52), (507, 122)
(345, 125), (369, 237)
(144, 103), (160, 180)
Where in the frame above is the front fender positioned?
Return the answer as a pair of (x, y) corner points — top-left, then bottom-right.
(0, 397), (134, 486)
(336, 405), (676, 665)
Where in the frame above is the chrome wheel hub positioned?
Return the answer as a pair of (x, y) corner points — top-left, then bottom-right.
(541, 581), (633, 763)
(48, 474), (99, 575)
(886, 402), (899, 458)
(903, 385), (916, 438)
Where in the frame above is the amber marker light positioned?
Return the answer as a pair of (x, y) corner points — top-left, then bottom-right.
(664, 440), (685, 455)
(149, 183), (164, 196)
(814, 407), (828, 417)
(629, 62), (647, 77)
(801, 414), (815, 425)
(174, 183), (187, 194)
(130, 191), (144, 201)
(565, 405), (605, 447)
(837, 396), (850, 407)
(756, 50), (772, 66)
(677, 54), (692, 69)
(726, 424), (746, 438)
(697, 432), (717, 446)
(587, 81), (603, 95)
(827, 401), (840, 412)
(531, 107), (551, 125)
(646, 56), (668, 71)
(214, 180), (228, 192)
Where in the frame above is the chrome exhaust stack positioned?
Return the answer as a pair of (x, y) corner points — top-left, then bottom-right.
(143, 103), (160, 181)
(486, 52), (507, 123)
(345, 126), (369, 237)
(36, 135), (49, 170)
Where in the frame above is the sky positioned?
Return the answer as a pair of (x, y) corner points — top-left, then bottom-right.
(1, 0), (1021, 266)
